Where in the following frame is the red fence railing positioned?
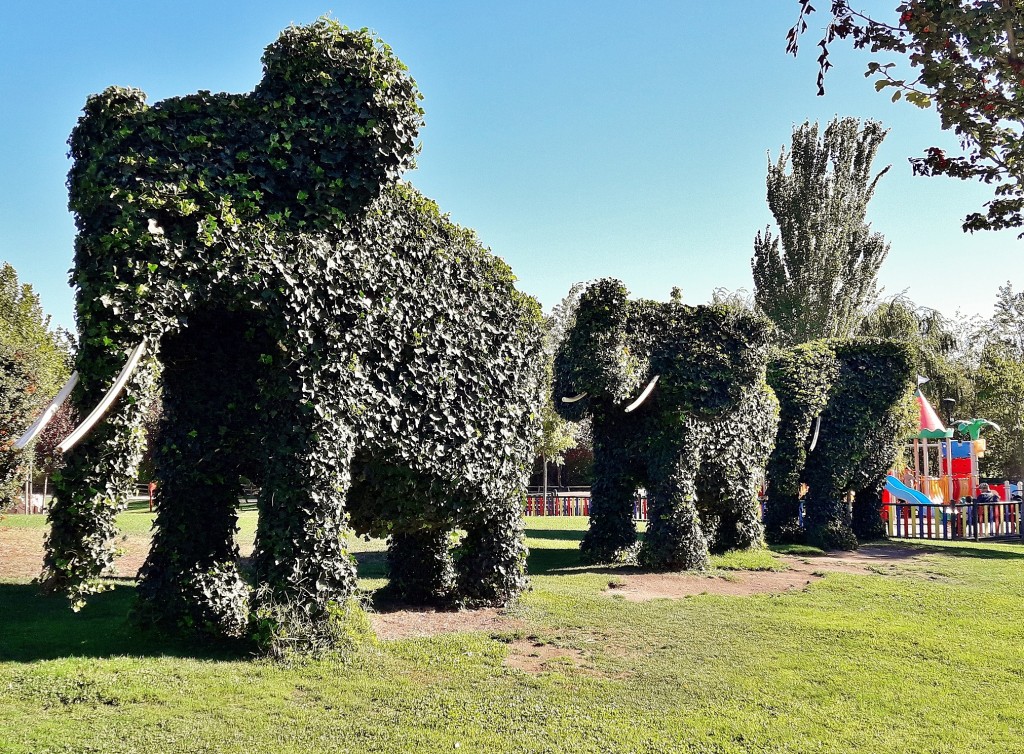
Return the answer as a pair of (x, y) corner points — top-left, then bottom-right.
(525, 495), (650, 521)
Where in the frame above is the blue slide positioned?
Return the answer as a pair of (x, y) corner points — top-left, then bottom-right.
(885, 475), (935, 506)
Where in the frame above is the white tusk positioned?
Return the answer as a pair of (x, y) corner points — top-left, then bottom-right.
(57, 342), (147, 454)
(12, 372), (80, 450)
(808, 415), (822, 452)
(624, 375), (659, 413)
(561, 392), (588, 403)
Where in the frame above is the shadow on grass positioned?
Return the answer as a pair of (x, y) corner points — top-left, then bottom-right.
(526, 544), (584, 575)
(0, 583), (250, 663)
(524, 527), (587, 543)
(882, 538), (1024, 561)
(524, 528), (650, 577)
(354, 550), (388, 580)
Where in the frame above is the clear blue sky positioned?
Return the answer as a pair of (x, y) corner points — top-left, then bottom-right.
(0, 1), (1019, 332)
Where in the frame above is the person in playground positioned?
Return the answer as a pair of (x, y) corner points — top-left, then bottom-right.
(975, 483), (1000, 504)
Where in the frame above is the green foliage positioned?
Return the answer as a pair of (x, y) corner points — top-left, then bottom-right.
(47, 19), (543, 644)
(858, 295), (974, 409)
(752, 117), (890, 346)
(988, 281), (1024, 357)
(0, 263), (74, 511)
(554, 279), (779, 569)
(765, 338), (916, 549)
(947, 283), (1024, 480)
(0, 346), (37, 512)
(975, 343), (1024, 480)
(788, 1), (1024, 235)
(0, 262), (74, 399)
(763, 341), (839, 542)
(534, 284), (591, 468)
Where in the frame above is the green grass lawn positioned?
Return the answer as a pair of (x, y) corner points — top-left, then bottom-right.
(2, 512), (1023, 753)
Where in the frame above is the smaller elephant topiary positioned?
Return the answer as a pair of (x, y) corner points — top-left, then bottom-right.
(764, 338), (916, 549)
(553, 279), (779, 570)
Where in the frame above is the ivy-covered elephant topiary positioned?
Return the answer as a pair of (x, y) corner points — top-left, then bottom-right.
(40, 19), (543, 643)
(763, 338), (916, 549)
(553, 279), (779, 570)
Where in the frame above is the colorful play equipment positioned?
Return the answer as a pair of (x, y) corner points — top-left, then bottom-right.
(881, 382), (1022, 540)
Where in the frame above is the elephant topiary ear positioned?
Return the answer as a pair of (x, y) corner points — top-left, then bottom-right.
(254, 19), (424, 222)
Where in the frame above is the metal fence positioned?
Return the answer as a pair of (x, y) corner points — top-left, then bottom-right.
(886, 500), (1024, 540)
(524, 494), (650, 521)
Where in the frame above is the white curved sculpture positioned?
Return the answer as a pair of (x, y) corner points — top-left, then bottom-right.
(12, 372), (80, 450)
(57, 341), (147, 454)
(624, 375), (659, 413)
(808, 414), (822, 452)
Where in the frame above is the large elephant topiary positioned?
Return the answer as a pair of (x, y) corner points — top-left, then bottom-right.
(553, 279), (779, 570)
(763, 338), (916, 549)
(33, 20), (543, 642)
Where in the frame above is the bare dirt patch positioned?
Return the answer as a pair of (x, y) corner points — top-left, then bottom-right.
(0, 526), (47, 581)
(0, 526), (151, 582)
(503, 639), (587, 674)
(603, 544), (929, 601)
(369, 606), (524, 640)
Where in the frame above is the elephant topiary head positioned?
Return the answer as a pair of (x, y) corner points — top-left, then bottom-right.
(552, 279), (646, 421)
(64, 20), (423, 375)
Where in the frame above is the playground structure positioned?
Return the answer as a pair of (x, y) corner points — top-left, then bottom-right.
(882, 386), (1022, 540)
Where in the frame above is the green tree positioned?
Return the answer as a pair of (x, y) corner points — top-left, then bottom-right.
(535, 283), (592, 494)
(858, 295), (974, 410)
(0, 345), (37, 511)
(0, 262), (74, 511)
(975, 343), (1024, 479)
(787, 0), (1024, 235)
(969, 283), (1024, 479)
(0, 262), (73, 398)
(988, 281), (1024, 356)
(752, 117), (891, 345)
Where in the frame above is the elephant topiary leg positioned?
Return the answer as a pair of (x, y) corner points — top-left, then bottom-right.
(852, 475), (888, 541)
(640, 455), (711, 571)
(384, 526), (457, 605)
(252, 410), (358, 633)
(803, 484), (858, 550)
(42, 350), (156, 604)
(136, 422), (247, 636)
(718, 462), (767, 553)
(580, 437), (638, 563)
(763, 492), (805, 544)
(135, 318), (262, 637)
(696, 459), (765, 554)
(136, 464), (247, 638)
(455, 499), (527, 607)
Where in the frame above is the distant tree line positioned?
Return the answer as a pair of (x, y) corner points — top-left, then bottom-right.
(0, 262), (75, 513)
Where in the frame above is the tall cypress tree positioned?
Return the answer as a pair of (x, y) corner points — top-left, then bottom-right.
(752, 117), (890, 346)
